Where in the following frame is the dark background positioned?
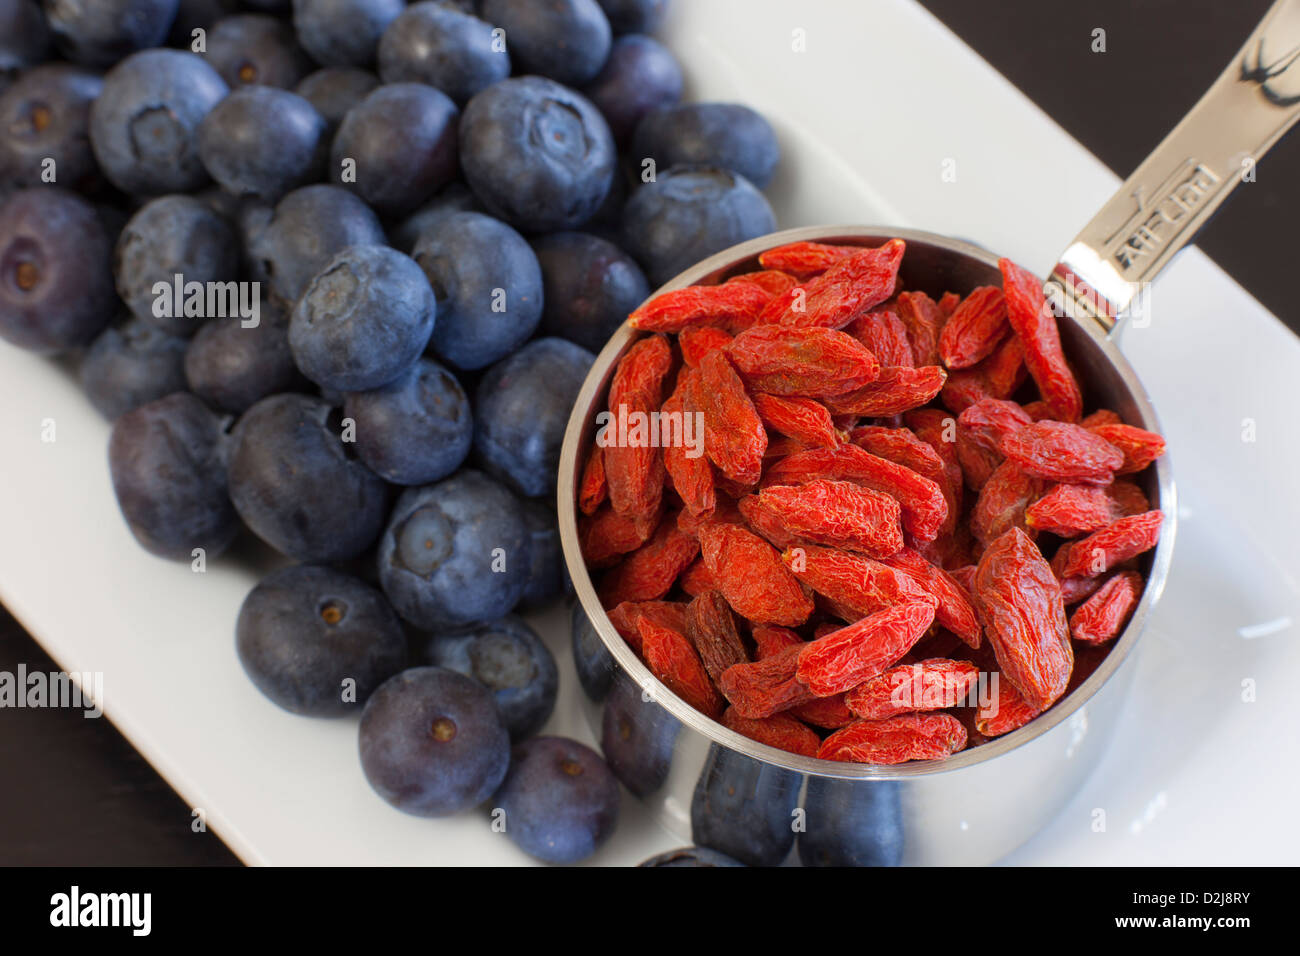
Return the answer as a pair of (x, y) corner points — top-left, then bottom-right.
(1, 0), (1294, 866)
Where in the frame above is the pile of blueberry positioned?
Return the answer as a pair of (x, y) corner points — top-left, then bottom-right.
(0, 0), (782, 865)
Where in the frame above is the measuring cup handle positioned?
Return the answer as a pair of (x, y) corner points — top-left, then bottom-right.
(1049, 0), (1300, 331)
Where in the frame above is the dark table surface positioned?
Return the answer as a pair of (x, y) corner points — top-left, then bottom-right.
(1, 0), (1295, 866)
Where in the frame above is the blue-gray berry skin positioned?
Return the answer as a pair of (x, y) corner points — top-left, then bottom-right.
(289, 244), (435, 392)
(596, 0), (667, 35)
(412, 615), (558, 740)
(81, 318), (189, 421)
(480, 0), (610, 86)
(44, 0), (179, 68)
(168, 0), (238, 47)
(378, 469), (531, 630)
(114, 194), (241, 337)
(236, 564), (407, 717)
(571, 601), (615, 702)
(359, 666), (510, 817)
(797, 777), (904, 867)
(639, 847), (746, 867)
(378, 1), (509, 105)
(632, 102), (781, 189)
(294, 67), (379, 131)
(518, 499), (569, 610)
(1, 0), (52, 80)
(204, 13), (313, 89)
(532, 231), (647, 353)
(250, 184), (387, 304)
(620, 165), (775, 287)
(330, 82), (460, 217)
(459, 77), (617, 233)
(492, 736), (620, 863)
(0, 64), (103, 191)
(474, 338), (595, 497)
(291, 0), (403, 67)
(89, 50), (228, 195)
(690, 745), (801, 867)
(0, 188), (115, 353)
(343, 357), (472, 486)
(388, 182), (481, 254)
(600, 673), (678, 797)
(184, 301), (306, 413)
(412, 211), (542, 371)
(583, 34), (682, 146)
(108, 392), (239, 561)
(198, 85), (327, 202)
(227, 393), (390, 562)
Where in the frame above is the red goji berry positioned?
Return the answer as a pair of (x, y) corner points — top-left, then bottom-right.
(756, 479), (905, 557)
(904, 408), (964, 504)
(686, 590), (750, 685)
(639, 615), (724, 718)
(721, 707), (821, 757)
(845, 309), (914, 367)
(580, 504), (660, 567)
(751, 624), (803, 659)
(972, 528), (1073, 711)
(1106, 478), (1150, 517)
(958, 397), (1032, 451)
(752, 393), (839, 448)
(679, 558), (717, 596)
(756, 240), (860, 279)
(937, 291), (961, 318)
(999, 257), (1083, 422)
(818, 713), (967, 763)
(941, 333), (1026, 414)
(726, 324), (881, 397)
(598, 520), (700, 608)
(661, 372), (716, 516)
(975, 678), (1041, 737)
(938, 286), (1008, 369)
(796, 600), (936, 696)
(1059, 572), (1104, 606)
(698, 522), (813, 627)
(1025, 483), (1116, 537)
(955, 427), (1002, 492)
(1059, 510), (1163, 578)
(762, 239), (905, 328)
(1070, 571), (1142, 644)
(781, 543), (935, 621)
(1000, 420), (1124, 484)
(578, 444), (607, 516)
(738, 489), (806, 550)
(893, 290), (944, 366)
(878, 546), (982, 647)
(844, 658), (980, 720)
(678, 325), (734, 368)
(971, 460), (1045, 545)
(606, 600), (689, 655)
(697, 349), (767, 486)
(1086, 423), (1166, 474)
(603, 334), (672, 521)
(850, 424), (957, 534)
(823, 364), (947, 418)
(1021, 400), (1054, 421)
(628, 281), (771, 333)
(718, 645), (816, 718)
(675, 496), (741, 538)
(1080, 408), (1122, 428)
(789, 693), (856, 729)
(727, 268), (800, 297)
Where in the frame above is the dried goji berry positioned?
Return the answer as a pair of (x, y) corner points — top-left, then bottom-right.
(697, 522), (813, 626)
(763, 239), (905, 328)
(751, 624), (803, 659)
(938, 286), (1008, 369)
(788, 693), (856, 729)
(949, 564), (976, 594)
(845, 309), (914, 367)
(1059, 572), (1104, 606)
(598, 520), (700, 608)
(972, 528), (1072, 711)
(782, 543), (934, 621)
(971, 460), (1044, 545)
(727, 268), (800, 297)
(578, 444), (607, 516)
(726, 324), (881, 397)
(1025, 483), (1115, 537)
(678, 325), (734, 368)
(676, 496), (740, 538)
(752, 392), (839, 448)
(604, 334), (672, 521)
(1070, 571), (1142, 644)
(755, 479), (905, 557)
(796, 601), (936, 696)
(904, 408), (963, 502)
(1080, 408), (1122, 428)
(756, 240), (860, 279)
(893, 290), (944, 366)
(955, 427), (1002, 492)
(1106, 478), (1150, 517)
(844, 658), (980, 719)
(628, 282), (770, 333)
(1021, 400), (1054, 421)
(580, 503), (660, 567)
(606, 600), (689, 654)
(639, 615), (724, 718)
(818, 713), (967, 763)
(937, 291), (961, 318)
(1086, 423), (1166, 474)
(679, 558), (717, 596)
(737, 492), (805, 550)
(661, 373), (716, 516)
(721, 707), (820, 757)
(998, 257), (1083, 422)
(958, 397), (1032, 451)
(697, 349), (767, 485)
(941, 333), (1026, 414)
(686, 590), (750, 685)
(877, 546), (982, 647)
(1059, 510), (1163, 578)
(850, 424), (957, 533)
(975, 678), (1041, 737)
(823, 364), (947, 417)
(1000, 420), (1124, 484)
(718, 645), (816, 718)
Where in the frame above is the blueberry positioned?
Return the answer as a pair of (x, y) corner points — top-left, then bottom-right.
(294, 66), (378, 132)
(638, 847), (746, 867)
(531, 231), (647, 353)
(89, 50), (228, 195)
(412, 615), (558, 739)
(571, 601), (615, 702)
(621, 165), (775, 287)
(108, 392), (239, 561)
(377, 469), (531, 630)
(377, 1), (510, 106)
(411, 210), (542, 370)
(797, 777), (905, 867)
(492, 736), (620, 862)
(198, 85), (327, 202)
(227, 393), (390, 562)
(0, 1), (52, 84)
(343, 357), (472, 485)
(359, 666), (510, 817)
(690, 745), (801, 866)
(596, 0), (667, 35)
(114, 194), (241, 337)
(291, 0), (403, 67)
(633, 102), (780, 189)
(168, 0), (238, 47)
(44, 0), (178, 68)
(289, 244), (435, 392)
(250, 184), (387, 304)
(81, 317), (189, 420)
(205, 13), (313, 88)
(388, 182), (481, 254)
(236, 564), (408, 717)
(330, 82), (460, 216)
(184, 300), (306, 413)
(600, 673), (677, 796)
(518, 500), (568, 610)
(0, 64), (103, 192)
(583, 34), (682, 146)
(0, 188), (115, 353)
(474, 338), (595, 497)
(459, 77), (617, 233)
(480, 0), (611, 86)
